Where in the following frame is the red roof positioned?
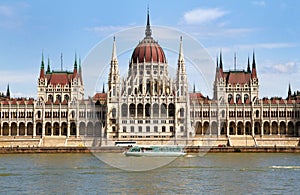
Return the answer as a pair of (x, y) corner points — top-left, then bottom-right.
(223, 71), (251, 86)
(131, 38), (166, 64)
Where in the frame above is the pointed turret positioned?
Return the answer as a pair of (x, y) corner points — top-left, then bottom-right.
(176, 36), (188, 97)
(251, 51), (257, 78)
(73, 53), (78, 77)
(193, 84), (195, 93)
(178, 36), (185, 68)
(219, 51), (223, 76)
(288, 83), (292, 99)
(108, 36), (120, 98)
(102, 83), (105, 93)
(39, 53), (45, 78)
(46, 57), (51, 73)
(247, 55), (251, 73)
(145, 7), (152, 37)
(112, 36), (118, 62)
(6, 84), (10, 98)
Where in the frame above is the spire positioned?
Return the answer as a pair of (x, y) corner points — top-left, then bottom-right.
(216, 55), (219, 68)
(193, 83), (195, 93)
(288, 83), (292, 98)
(74, 53), (78, 69)
(39, 53), (45, 78)
(252, 51), (256, 69)
(234, 52), (237, 70)
(251, 51), (257, 78)
(112, 36), (117, 62)
(102, 83), (105, 93)
(145, 7), (152, 37)
(178, 36), (184, 64)
(219, 51), (223, 70)
(46, 57), (51, 73)
(6, 84), (10, 98)
(247, 55), (251, 73)
(41, 52), (45, 69)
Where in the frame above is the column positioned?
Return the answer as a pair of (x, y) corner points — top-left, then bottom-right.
(33, 122), (36, 137)
(67, 122), (70, 137)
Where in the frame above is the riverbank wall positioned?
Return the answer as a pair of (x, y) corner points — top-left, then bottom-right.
(1, 146), (300, 154)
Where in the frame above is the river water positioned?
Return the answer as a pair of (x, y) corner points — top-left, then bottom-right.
(0, 153), (299, 194)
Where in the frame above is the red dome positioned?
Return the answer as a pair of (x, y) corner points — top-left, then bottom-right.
(131, 38), (166, 64)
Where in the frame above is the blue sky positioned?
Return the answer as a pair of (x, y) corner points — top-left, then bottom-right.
(0, 0), (299, 98)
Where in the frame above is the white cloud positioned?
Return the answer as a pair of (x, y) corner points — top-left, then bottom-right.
(0, 5), (14, 17)
(183, 8), (228, 24)
(252, 1), (266, 7)
(85, 25), (125, 34)
(0, 2), (29, 29)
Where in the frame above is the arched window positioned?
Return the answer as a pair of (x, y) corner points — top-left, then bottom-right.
(228, 94), (233, 103)
(48, 95), (53, 102)
(121, 104), (128, 117)
(37, 111), (41, 118)
(236, 94), (241, 103)
(153, 104), (159, 117)
(256, 110), (259, 118)
(137, 104), (143, 117)
(244, 94), (249, 103)
(129, 104), (135, 117)
(180, 108), (184, 117)
(145, 104), (151, 117)
(112, 108), (116, 118)
(168, 103), (175, 117)
(56, 94), (61, 102)
(64, 94), (69, 102)
(161, 103), (167, 116)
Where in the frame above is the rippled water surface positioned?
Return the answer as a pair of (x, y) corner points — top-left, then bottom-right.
(0, 153), (300, 194)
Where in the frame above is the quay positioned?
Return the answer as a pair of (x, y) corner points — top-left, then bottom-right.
(1, 145), (300, 154)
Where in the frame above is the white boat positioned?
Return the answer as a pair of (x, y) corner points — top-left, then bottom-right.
(124, 145), (186, 157)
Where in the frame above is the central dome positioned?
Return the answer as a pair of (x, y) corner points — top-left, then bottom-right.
(130, 11), (166, 64)
(131, 38), (166, 64)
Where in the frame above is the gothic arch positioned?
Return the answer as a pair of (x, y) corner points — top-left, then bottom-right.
(121, 103), (128, 117)
(211, 121), (218, 135)
(27, 122), (33, 136)
(237, 121), (244, 135)
(168, 103), (175, 117)
(271, 121), (278, 135)
(195, 121), (202, 135)
(203, 121), (209, 135)
(61, 122), (67, 136)
(79, 122), (86, 136)
(153, 103), (159, 117)
(3, 122), (9, 136)
(279, 121), (286, 135)
(229, 121), (236, 135)
(254, 122), (261, 135)
(137, 103), (143, 117)
(53, 122), (59, 135)
(70, 122), (76, 136)
(45, 122), (52, 136)
(129, 103), (135, 117)
(245, 121), (251, 135)
(145, 103), (151, 117)
(87, 122), (94, 136)
(19, 122), (25, 136)
(288, 121), (294, 136)
(161, 103), (167, 116)
(263, 121), (270, 135)
(36, 122), (42, 136)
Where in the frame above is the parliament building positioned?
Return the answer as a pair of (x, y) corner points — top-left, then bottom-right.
(1, 12), (300, 147)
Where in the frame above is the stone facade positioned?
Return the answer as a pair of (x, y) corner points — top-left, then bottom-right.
(0, 12), (300, 147)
